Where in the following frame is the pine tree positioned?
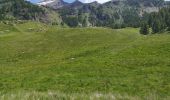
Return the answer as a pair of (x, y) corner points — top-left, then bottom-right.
(82, 16), (88, 27)
(140, 23), (149, 35)
(152, 20), (161, 33)
(166, 13), (170, 31)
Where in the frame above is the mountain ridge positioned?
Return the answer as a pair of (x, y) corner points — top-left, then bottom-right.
(37, 0), (69, 9)
(38, 0), (165, 9)
(0, 0), (169, 28)
(55, 0), (166, 28)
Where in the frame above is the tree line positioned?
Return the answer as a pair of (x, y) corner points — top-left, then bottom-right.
(140, 6), (170, 35)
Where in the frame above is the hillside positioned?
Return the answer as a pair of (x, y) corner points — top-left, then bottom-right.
(0, 0), (62, 24)
(0, 0), (168, 28)
(0, 22), (170, 99)
(42, 0), (166, 28)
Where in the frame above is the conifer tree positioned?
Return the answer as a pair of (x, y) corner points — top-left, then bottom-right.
(152, 20), (161, 33)
(140, 22), (149, 35)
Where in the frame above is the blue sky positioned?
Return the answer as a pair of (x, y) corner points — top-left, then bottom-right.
(28, 0), (170, 4)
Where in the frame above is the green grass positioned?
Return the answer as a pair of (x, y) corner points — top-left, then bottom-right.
(0, 22), (170, 99)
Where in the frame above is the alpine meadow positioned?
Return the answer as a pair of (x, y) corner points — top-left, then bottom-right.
(0, 0), (170, 100)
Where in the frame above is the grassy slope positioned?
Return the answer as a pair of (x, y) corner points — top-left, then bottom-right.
(0, 22), (170, 99)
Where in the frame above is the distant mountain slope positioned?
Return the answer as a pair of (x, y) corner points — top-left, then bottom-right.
(0, 0), (62, 24)
(55, 0), (166, 28)
(39, 0), (165, 9)
(125, 0), (164, 7)
(0, 0), (168, 28)
(0, 0), (44, 20)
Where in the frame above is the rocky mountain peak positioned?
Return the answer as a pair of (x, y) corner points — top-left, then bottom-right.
(37, 0), (68, 9)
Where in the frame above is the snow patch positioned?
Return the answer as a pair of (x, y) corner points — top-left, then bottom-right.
(37, 0), (55, 5)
